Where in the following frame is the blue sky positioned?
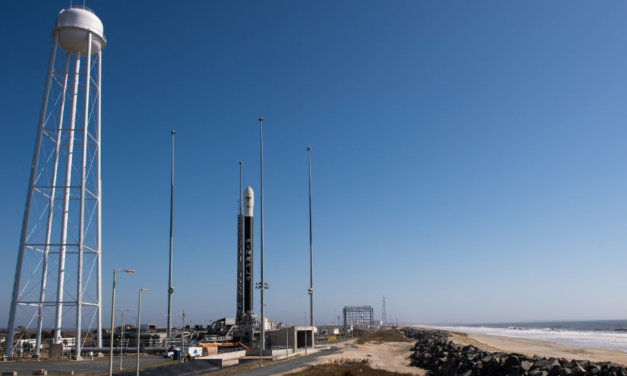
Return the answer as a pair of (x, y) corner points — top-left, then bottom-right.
(2, 1), (627, 329)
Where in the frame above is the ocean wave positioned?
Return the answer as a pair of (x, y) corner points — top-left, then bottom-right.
(423, 325), (627, 352)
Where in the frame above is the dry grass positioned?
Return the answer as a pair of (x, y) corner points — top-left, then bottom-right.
(202, 359), (269, 375)
(355, 329), (411, 345)
(289, 359), (414, 376)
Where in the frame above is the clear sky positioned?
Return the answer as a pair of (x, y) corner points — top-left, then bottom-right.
(2, 1), (627, 329)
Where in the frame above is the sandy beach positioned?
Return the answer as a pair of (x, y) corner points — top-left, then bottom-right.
(449, 331), (627, 365)
(277, 327), (627, 375)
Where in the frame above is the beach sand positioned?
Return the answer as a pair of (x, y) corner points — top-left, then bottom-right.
(276, 338), (426, 375)
(277, 329), (627, 375)
(449, 331), (627, 366)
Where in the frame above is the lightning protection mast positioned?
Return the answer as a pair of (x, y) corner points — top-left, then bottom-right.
(6, 6), (106, 359)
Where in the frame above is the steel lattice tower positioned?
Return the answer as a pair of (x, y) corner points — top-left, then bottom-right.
(382, 296), (387, 327)
(6, 6), (106, 359)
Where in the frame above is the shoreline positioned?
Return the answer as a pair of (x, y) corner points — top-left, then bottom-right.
(411, 326), (627, 366)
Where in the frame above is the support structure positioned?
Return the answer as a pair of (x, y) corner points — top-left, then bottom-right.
(236, 162), (244, 322)
(342, 306), (374, 334)
(382, 296), (387, 327)
(6, 6), (106, 358)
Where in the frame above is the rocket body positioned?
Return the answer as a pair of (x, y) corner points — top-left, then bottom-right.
(243, 187), (254, 315)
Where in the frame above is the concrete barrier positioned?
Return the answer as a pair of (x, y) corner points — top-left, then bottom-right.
(2, 371), (17, 375)
(205, 358), (239, 367)
(31, 371), (47, 376)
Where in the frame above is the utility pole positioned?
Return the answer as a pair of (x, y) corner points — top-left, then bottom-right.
(167, 130), (175, 344)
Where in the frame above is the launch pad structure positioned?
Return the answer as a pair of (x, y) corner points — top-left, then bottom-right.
(343, 306), (374, 333)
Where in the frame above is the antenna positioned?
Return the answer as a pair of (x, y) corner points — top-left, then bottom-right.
(382, 296), (387, 327)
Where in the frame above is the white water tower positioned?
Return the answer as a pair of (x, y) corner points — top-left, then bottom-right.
(6, 6), (106, 359)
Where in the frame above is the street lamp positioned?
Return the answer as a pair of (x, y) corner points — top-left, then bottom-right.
(109, 269), (134, 376)
(137, 289), (149, 376)
(117, 309), (130, 370)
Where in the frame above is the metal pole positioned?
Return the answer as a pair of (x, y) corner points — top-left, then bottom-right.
(108, 270), (117, 376)
(259, 117), (265, 351)
(304, 312), (307, 355)
(6, 33), (59, 359)
(137, 289), (148, 376)
(307, 147), (314, 349)
(96, 49), (104, 350)
(118, 309), (129, 370)
(55, 51), (82, 344)
(179, 310), (188, 358)
(167, 131), (175, 344)
(109, 270), (133, 376)
(76, 33), (93, 361)
(36, 50), (70, 357)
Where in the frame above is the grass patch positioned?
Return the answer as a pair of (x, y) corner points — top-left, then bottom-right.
(290, 359), (413, 375)
(355, 329), (411, 345)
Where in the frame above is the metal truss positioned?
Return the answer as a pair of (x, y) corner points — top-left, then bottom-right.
(6, 29), (103, 359)
(343, 306), (374, 333)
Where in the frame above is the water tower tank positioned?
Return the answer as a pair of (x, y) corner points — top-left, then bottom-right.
(54, 7), (106, 56)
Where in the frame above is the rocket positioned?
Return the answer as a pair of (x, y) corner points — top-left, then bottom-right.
(243, 186), (254, 316)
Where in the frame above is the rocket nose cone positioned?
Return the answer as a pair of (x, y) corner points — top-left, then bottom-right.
(244, 186), (254, 216)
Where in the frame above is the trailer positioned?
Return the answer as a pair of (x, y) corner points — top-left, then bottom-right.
(186, 347), (203, 358)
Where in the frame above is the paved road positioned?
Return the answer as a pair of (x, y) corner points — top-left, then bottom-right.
(234, 347), (342, 376)
(0, 355), (172, 374)
(0, 346), (342, 376)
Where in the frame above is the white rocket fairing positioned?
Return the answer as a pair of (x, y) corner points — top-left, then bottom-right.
(244, 186), (254, 217)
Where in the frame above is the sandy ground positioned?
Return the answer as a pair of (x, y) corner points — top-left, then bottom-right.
(275, 328), (627, 376)
(450, 332), (627, 366)
(277, 339), (426, 375)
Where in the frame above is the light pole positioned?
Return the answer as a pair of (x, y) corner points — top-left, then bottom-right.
(304, 312), (307, 355)
(258, 116), (266, 353)
(136, 289), (149, 376)
(307, 146), (314, 349)
(117, 309), (130, 370)
(285, 322), (289, 359)
(179, 310), (189, 358)
(109, 269), (134, 376)
(167, 130), (175, 345)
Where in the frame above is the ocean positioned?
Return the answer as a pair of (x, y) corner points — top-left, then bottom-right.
(422, 320), (627, 352)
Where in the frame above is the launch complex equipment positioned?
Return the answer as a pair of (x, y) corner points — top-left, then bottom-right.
(343, 306), (375, 334)
(214, 185), (261, 348)
(6, 5), (106, 359)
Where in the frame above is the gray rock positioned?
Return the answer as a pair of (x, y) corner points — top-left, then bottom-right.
(520, 361), (532, 372)
(558, 368), (571, 376)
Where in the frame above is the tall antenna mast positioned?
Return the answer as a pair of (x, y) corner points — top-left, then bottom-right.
(167, 130), (176, 343)
(382, 296), (387, 327)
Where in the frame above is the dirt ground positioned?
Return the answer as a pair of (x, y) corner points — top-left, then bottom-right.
(276, 339), (426, 376)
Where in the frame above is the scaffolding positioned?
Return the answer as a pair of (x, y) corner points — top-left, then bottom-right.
(343, 306), (374, 333)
